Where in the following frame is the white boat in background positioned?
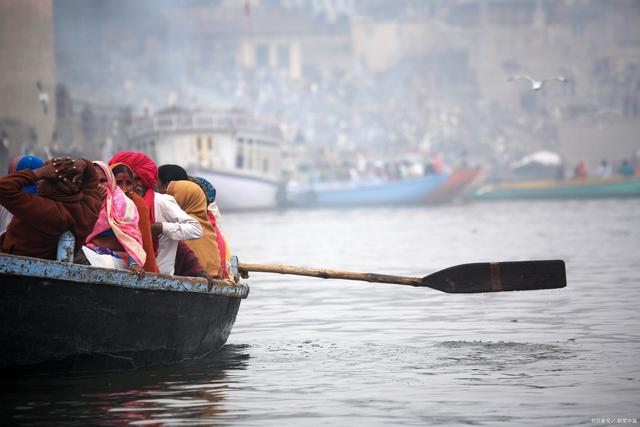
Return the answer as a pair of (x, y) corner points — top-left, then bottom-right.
(127, 108), (285, 210)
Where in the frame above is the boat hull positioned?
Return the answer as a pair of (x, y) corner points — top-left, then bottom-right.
(0, 254), (249, 368)
(475, 177), (640, 200)
(286, 173), (449, 207)
(190, 168), (281, 211)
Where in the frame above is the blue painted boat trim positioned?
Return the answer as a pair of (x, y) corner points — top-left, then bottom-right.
(0, 254), (249, 299)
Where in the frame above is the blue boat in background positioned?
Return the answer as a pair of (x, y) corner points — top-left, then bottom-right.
(284, 167), (482, 208)
(285, 173), (450, 207)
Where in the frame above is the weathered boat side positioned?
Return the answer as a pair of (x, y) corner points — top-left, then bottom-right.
(191, 167), (281, 211)
(0, 254), (249, 368)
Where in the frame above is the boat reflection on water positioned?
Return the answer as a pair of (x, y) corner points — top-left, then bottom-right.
(1, 344), (251, 425)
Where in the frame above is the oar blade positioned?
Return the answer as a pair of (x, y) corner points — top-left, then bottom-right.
(422, 260), (566, 293)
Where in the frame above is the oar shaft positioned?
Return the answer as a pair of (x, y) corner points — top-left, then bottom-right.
(238, 262), (422, 286)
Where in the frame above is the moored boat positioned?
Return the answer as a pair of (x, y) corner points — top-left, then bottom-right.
(285, 167), (481, 208)
(285, 172), (449, 207)
(0, 252), (249, 368)
(474, 176), (640, 200)
(127, 108), (285, 211)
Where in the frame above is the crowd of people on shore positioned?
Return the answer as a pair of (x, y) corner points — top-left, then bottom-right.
(0, 152), (233, 287)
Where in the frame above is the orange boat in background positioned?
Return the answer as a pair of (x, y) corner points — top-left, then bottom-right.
(425, 167), (482, 205)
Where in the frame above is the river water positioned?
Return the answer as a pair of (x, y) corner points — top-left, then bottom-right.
(2, 200), (639, 426)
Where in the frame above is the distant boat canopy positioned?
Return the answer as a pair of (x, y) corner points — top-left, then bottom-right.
(508, 150), (563, 182)
(510, 150), (562, 169)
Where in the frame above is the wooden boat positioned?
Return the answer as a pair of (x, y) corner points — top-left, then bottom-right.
(285, 172), (449, 207)
(285, 170), (450, 207)
(127, 108), (285, 211)
(474, 176), (640, 200)
(0, 252), (249, 368)
(285, 167), (481, 208)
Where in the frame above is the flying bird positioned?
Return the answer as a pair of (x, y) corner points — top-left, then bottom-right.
(507, 75), (568, 91)
(36, 81), (49, 115)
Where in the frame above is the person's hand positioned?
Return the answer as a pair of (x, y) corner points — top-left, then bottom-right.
(206, 275), (216, 291)
(97, 184), (107, 200)
(196, 272), (217, 291)
(71, 158), (87, 175)
(55, 170), (84, 194)
(49, 157), (74, 171)
(203, 273), (215, 291)
(46, 157), (75, 179)
(33, 163), (59, 181)
(129, 264), (145, 279)
(39, 158), (84, 191)
(151, 222), (163, 238)
(35, 157), (77, 181)
(56, 158), (85, 182)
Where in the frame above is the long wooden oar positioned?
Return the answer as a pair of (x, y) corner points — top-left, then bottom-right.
(237, 260), (566, 293)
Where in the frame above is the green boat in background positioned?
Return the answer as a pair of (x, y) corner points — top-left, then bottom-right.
(474, 177), (640, 200)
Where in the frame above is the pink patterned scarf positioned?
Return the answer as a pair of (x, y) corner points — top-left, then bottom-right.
(86, 161), (146, 266)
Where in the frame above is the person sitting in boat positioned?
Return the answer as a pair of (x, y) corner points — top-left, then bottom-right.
(167, 180), (222, 278)
(596, 159), (612, 178)
(109, 162), (160, 273)
(573, 160), (587, 180)
(108, 152), (202, 275)
(193, 176), (231, 280)
(158, 164), (188, 194)
(556, 162), (567, 181)
(156, 164), (231, 280)
(80, 161), (147, 278)
(174, 241), (219, 289)
(0, 155), (45, 235)
(432, 153), (444, 174)
(618, 159), (635, 178)
(0, 157), (102, 260)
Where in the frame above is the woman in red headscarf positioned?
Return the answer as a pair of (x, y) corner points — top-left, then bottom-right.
(109, 162), (159, 273)
(108, 152), (201, 275)
(109, 152), (158, 218)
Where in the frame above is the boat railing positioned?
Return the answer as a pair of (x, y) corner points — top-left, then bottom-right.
(44, 233), (249, 299)
(127, 111), (283, 140)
